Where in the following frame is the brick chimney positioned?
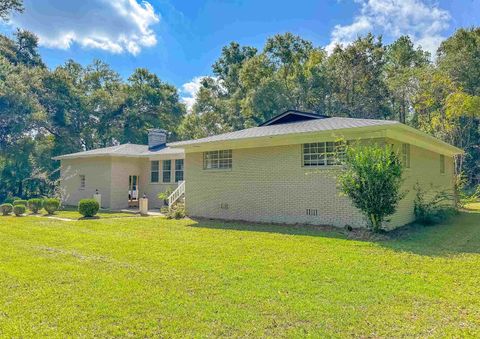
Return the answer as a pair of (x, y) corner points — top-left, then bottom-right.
(148, 129), (167, 150)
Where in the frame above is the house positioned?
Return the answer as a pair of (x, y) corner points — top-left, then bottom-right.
(53, 129), (184, 210)
(167, 110), (462, 229)
(54, 110), (463, 229)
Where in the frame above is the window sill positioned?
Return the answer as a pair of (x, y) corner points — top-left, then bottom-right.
(302, 165), (343, 169)
(202, 168), (233, 172)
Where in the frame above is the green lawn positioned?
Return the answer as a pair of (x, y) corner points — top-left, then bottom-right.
(36, 206), (140, 220)
(0, 209), (479, 337)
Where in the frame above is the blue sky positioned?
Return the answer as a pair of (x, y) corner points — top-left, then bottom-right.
(4, 0), (480, 105)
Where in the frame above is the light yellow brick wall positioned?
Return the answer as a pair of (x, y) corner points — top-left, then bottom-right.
(60, 156), (183, 210)
(185, 139), (455, 229)
(387, 139), (455, 228)
(185, 144), (366, 227)
(60, 158), (112, 208)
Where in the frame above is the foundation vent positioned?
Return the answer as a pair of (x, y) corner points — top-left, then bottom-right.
(306, 209), (318, 216)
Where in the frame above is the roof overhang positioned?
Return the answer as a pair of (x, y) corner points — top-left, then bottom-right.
(52, 148), (184, 161)
(171, 124), (463, 156)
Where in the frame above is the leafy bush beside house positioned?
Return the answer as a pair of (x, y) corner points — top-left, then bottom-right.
(78, 199), (100, 218)
(43, 198), (60, 215)
(414, 183), (456, 225)
(13, 204), (26, 216)
(158, 188), (173, 206)
(0, 203), (13, 216)
(337, 144), (405, 232)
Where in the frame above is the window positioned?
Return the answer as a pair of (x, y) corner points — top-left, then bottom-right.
(175, 159), (184, 182)
(79, 175), (85, 189)
(302, 142), (345, 167)
(150, 161), (159, 183)
(162, 160), (171, 183)
(402, 143), (411, 168)
(203, 150), (232, 170)
(440, 154), (445, 174)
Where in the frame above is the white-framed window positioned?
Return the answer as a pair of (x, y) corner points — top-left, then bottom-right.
(440, 154), (445, 174)
(402, 143), (411, 168)
(162, 160), (171, 183)
(203, 150), (232, 170)
(150, 161), (159, 183)
(79, 174), (86, 189)
(302, 142), (345, 167)
(175, 159), (184, 182)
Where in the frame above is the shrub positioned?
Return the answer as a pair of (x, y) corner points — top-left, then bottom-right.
(44, 198), (60, 215)
(27, 198), (43, 213)
(78, 199), (99, 217)
(158, 188), (173, 206)
(13, 199), (28, 206)
(164, 203), (185, 219)
(337, 144), (405, 232)
(13, 204), (26, 216)
(414, 183), (456, 225)
(0, 203), (13, 216)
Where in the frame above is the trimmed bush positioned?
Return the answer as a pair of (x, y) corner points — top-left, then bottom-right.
(28, 198), (43, 213)
(78, 199), (99, 217)
(13, 199), (28, 206)
(44, 198), (60, 215)
(0, 203), (13, 216)
(13, 204), (26, 216)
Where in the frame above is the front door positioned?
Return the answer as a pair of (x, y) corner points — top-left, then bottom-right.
(128, 175), (139, 207)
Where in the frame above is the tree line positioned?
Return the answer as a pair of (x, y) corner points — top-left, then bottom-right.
(0, 1), (479, 201)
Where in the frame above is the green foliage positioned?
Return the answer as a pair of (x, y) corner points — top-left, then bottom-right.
(0, 0), (24, 22)
(337, 144), (405, 232)
(413, 183), (456, 225)
(13, 199), (27, 206)
(164, 203), (186, 219)
(0, 203), (12, 215)
(13, 204), (25, 216)
(158, 187), (173, 205)
(27, 198), (43, 213)
(43, 198), (60, 215)
(78, 199), (99, 217)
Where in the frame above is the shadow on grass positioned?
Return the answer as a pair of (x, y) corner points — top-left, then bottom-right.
(188, 210), (480, 257)
(187, 218), (348, 240)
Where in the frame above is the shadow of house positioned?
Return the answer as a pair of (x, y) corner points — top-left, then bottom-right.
(187, 210), (480, 258)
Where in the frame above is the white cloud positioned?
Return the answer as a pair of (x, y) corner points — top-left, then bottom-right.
(326, 0), (451, 55)
(10, 0), (160, 55)
(180, 76), (207, 112)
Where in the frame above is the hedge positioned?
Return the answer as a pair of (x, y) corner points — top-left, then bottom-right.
(44, 198), (60, 215)
(13, 204), (26, 216)
(28, 198), (43, 213)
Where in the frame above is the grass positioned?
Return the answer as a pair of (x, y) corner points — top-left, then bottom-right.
(0, 208), (479, 337)
(37, 206), (140, 220)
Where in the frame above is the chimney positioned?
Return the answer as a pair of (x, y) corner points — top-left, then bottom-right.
(148, 129), (167, 149)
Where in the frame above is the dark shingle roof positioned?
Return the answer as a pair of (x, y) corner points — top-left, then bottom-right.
(169, 117), (399, 147)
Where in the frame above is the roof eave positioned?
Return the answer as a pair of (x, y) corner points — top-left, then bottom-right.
(174, 125), (393, 152)
(389, 124), (464, 156)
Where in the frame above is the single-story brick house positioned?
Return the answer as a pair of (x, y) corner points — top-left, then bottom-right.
(54, 110), (463, 229)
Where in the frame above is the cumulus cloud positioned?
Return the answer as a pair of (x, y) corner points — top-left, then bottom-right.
(326, 0), (451, 55)
(10, 0), (160, 55)
(180, 76), (207, 112)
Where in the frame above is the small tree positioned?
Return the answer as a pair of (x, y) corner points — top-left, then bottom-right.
(337, 144), (405, 232)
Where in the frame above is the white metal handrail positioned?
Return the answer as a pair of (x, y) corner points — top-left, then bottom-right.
(168, 180), (185, 207)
